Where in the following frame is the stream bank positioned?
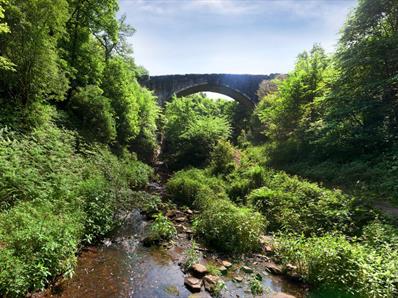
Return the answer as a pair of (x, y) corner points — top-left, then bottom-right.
(34, 179), (308, 298)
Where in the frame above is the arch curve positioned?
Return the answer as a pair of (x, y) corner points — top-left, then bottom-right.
(141, 73), (278, 106)
(175, 83), (253, 107)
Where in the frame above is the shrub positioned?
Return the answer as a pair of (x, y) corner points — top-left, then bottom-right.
(0, 123), (83, 210)
(0, 122), (154, 295)
(360, 220), (398, 250)
(249, 276), (263, 295)
(209, 140), (238, 176)
(275, 233), (398, 297)
(226, 165), (267, 204)
(182, 240), (200, 271)
(0, 200), (83, 296)
(194, 199), (266, 253)
(148, 213), (177, 242)
(102, 57), (140, 145)
(70, 85), (117, 143)
(247, 169), (370, 235)
(178, 116), (231, 167)
(165, 168), (227, 209)
(163, 95), (232, 169)
(78, 175), (116, 243)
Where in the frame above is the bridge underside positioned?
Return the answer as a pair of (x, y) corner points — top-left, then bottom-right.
(175, 84), (253, 106)
(141, 73), (278, 106)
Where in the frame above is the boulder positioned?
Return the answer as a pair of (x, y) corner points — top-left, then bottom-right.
(234, 275), (243, 282)
(221, 260), (232, 268)
(175, 216), (188, 223)
(264, 261), (282, 275)
(286, 263), (297, 270)
(203, 274), (221, 292)
(271, 293), (296, 298)
(219, 265), (227, 275)
(241, 265), (254, 273)
(191, 263), (208, 277)
(184, 276), (202, 292)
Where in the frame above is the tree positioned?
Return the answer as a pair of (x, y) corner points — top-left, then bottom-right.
(63, 0), (119, 95)
(255, 45), (331, 161)
(0, 0), (69, 105)
(0, 0), (14, 71)
(320, 0), (398, 155)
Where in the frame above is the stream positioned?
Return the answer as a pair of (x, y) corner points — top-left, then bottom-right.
(35, 182), (308, 298)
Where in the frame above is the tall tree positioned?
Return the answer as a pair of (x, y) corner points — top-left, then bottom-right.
(322, 0), (398, 154)
(63, 0), (119, 96)
(0, 0), (14, 71)
(0, 0), (69, 105)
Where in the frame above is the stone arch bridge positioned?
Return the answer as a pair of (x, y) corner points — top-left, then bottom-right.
(140, 73), (278, 107)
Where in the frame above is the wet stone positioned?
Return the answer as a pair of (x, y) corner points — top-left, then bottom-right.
(234, 275), (243, 282)
(271, 292), (296, 298)
(203, 275), (221, 292)
(184, 276), (202, 292)
(264, 261), (282, 275)
(191, 263), (208, 277)
(221, 260), (232, 268)
(241, 265), (254, 273)
(219, 265), (227, 275)
(175, 216), (188, 223)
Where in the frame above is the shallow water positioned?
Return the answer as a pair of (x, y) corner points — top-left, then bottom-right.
(37, 209), (307, 298)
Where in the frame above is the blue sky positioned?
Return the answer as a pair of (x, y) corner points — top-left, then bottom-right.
(119, 0), (357, 76)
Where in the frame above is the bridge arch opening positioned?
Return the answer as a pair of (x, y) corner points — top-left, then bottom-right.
(174, 83), (255, 108)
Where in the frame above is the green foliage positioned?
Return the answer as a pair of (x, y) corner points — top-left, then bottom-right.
(249, 275), (263, 295)
(206, 262), (221, 276)
(209, 140), (238, 176)
(318, 0), (398, 155)
(246, 169), (370, 235)
(102, 57), (159, 157)
(360, 220), (398, 250)
(163, 95), (232, 169)
(182, 240), (200, 271)
(255, 45), (331, 163)
(149, 213), (177, 242)
(128, 82), (160, 162)
(0, 0), (14, 71)
(0, 200), (83, 296)
(78, 175), (115, 243)
(102, 57), (140, 144)
(194, 199), (266, 254)
(0, 0), (69, 104)
(70, 85), (117, 143)
(275, 233), (398, 297)
(226, 164), (267, 204)
(0, 121), (152, 295)
(165, 168), (227, 209)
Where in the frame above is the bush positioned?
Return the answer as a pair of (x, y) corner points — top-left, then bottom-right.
(0, 122), (154, 295)
(102, 57), (140, 145)
(78, 175), (116, 243)
(182, 240), (200, 271)
(0, 123), (83, 210)
(209, 140), (238, 176)
(70, 85), (116, 143)
(360, 220), (398, 250)
(163, 95), (232, 169)
(275, 233), (398, 297)
(247, 169), (370, 235)
(226, 165), (267, 204)
(194, 199), (266, 253)
(165, 168), (227, 209)
(0, 200), (83, 296)
(148, 213), (177, 242)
